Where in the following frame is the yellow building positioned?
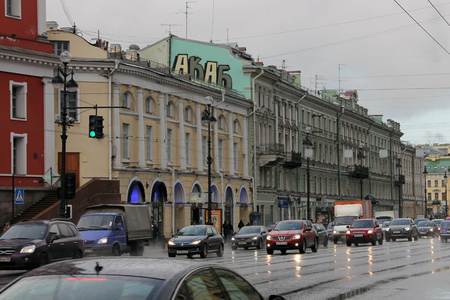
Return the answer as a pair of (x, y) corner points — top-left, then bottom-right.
(425, 156), (450, 218)
(46, 28), (253, 238)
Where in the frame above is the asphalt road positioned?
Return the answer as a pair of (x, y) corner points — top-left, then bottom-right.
(1, 237), (450, 299)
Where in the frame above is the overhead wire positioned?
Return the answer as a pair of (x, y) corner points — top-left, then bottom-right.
(427, 0), (450, 26)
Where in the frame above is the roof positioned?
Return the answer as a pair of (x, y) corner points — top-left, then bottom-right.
(425, 157), (450, 173)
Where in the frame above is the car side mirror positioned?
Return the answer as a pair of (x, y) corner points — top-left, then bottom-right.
(207, 232), (214, 237)
(269, 295), (286, 300)
(47, 233), (59, 243)
(261, 231), (266, 235)
(346, 225), (350, 229)
(268, 229), (273, 232)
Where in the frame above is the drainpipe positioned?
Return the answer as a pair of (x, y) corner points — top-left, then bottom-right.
(251, 68), (264, 214)
(171, 168), (176, 235)
(108, 60), (120, 180)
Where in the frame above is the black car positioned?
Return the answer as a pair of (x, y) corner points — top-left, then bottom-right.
(0, 220), (84, 269)
(417, 221), (439, 237)
(386, 218), (419, 241)
(0, 257), (286, 300)
(313, 224), (328, 247)
(232, 226), (267, 250)
(168, 225), (224, 258)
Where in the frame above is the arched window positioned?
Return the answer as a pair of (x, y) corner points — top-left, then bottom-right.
(166, 101), (176, 119)
(145, 96), (155, 114)
(233, 119), (241, 134)
(122, 92), (132, 109)
(218, 115), (227, 131)
(184, 106), (194, 123)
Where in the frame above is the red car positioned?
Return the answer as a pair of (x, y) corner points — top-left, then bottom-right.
(346, 219), (383, 246)
(266, 220), (318, 254)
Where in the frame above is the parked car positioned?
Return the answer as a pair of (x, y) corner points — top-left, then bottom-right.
(414, 218), (429, 225)
(168, 225), (224, 258)
(345, 219), (383, 246)
(266, 220), (318, 255)
(313, 224), (328, 247)
(0, 257), (286, 300)
(433, 219), (444, 234)
(440, 220), (450, 242)
(0, 220), (83, 270)
(386, 218), (419, 241)
(77, 204), (152, 256)
(231, 226), (267, 250)
(417, 221), (439, 237)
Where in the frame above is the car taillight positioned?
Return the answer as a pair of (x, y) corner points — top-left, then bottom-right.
(346, 230), (351, 235)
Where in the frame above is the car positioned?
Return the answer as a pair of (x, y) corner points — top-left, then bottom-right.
(231, 226), (267, 250)
(0, 257), (286, 300)
(345, 219), (383, 246)
(433, 219), (444, 234)
(417, 221), (439, 237)
(167, 225), (224, 258)
(414, 218), (429, 225)
(0, 220), (83, 270)
(440, 220), (450, 242)
(266, 220), (318, 255)
(386, 218), (419, 241)
(381, 221), (391, 236)
(313, 223), (328, 247)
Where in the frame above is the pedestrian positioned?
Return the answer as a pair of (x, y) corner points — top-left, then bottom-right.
(238, 220), (244, 230)
(2, 222), (10, 234)
(223, 221), (229, 240)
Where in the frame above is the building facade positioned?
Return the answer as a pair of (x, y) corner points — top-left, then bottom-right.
(424, 155), (450, 218)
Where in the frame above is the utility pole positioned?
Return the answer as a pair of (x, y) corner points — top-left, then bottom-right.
(184, 1), (194, 39)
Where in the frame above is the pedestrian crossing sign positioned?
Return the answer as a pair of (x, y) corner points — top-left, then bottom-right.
(15, 189), (25, 205)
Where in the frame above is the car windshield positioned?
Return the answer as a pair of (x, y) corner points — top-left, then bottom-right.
(177, 226), (206, 236)
(434, 220), (443, 225)
(442, 221), (450, 229)
(415, 219), (428, 224)
(239, 226), (261, 234)
(0, 275), (162, 300)
(418, 221), (433, 227)
(78, 215), (115, 230)
(0, 224), (47, 240)
(390, 219), (411, 226)
(274, 222), (303, 231)
(382, 222), (391, 227)
(334, 216), (357, 226)
(351, 220), (374, 228)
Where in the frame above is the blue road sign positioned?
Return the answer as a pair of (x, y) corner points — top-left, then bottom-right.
(15, 189), (25, 205)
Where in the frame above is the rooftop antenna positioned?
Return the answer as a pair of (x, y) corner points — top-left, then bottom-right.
(210, 0), (215, 42)
(226, 28), (230, 43)
(338, 64), (342, 97)
(184, 1), (195, 39)
(282, 59), (286, 70)
(161, 23), (181, 35)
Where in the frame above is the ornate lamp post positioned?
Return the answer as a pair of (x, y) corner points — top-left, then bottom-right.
(201, 102), (216, 225)
(303, 133), (314, 220)
(423, 166), (428, 218)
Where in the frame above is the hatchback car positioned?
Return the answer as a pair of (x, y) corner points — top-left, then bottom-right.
(345, 219), (383, 246)
(440, 220), (450, 242)
(0, 220), (83, 269)
(313, 224), (328, 247)
(168, 225), (224, 258)
(231, 226), (267, 250)
(0, 257), (286, 300)
(386, 218), (419, 241)
(266, 220), (318, 255)
(417, 221), (439, 237)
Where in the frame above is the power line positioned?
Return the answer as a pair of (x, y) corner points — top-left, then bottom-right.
(393, 0), (450, 54)
(427, 0), (450, 26)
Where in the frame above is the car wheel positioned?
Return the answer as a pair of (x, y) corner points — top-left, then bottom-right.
(232, 245), (238, 250)
(112, 244), (121, 256)
(300, 240), (306, 254)
(392, 238), (396, 242)
(267, 248), (274, 255)
(333, 238), (339, 244)
(355, 243), (359, 247)
(346, 241), (352, 247)
(371, 239), (377, 246)
(244, 246), (249, 250)
(311, 239), (318, 253)
(72, 249), (83, 259)
(408, 236), (412, 241)
(200, 244), (208, 258)
(256, 239), (262, 250)
(378, 238), (383, 245)
(217, 244), (224, 257)
(280, 249), (287, 255)
(414, 235), (419, 241)
(168, 252), (176, 258)
(187, 253), (193, 259)
(323, 238), (328, 247)
(38, 253), (49, 267)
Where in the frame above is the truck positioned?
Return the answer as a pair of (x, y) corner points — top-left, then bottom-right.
(332, 200), (372, 244)
(77, 204), (152, 256)
(374, 211), (396, 223)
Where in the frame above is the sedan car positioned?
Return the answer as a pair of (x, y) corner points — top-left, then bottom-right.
(313, 224), (328, 247)
(0, 257), (286, 300)
(440, 220), (450, 242)
(168, 225), (224, 258)
(266, 220), (318, 255)
(417, 221), (439, 237)
(381, 221), (391, 236)
(433, 219), (444, 234)
(386, 218), (419, 241)
(0, 220), (83, 270)
(345, 219), (383, 246)
(231, 226), (267, 250)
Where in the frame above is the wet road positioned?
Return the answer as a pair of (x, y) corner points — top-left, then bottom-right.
(1, 238), (450, 299)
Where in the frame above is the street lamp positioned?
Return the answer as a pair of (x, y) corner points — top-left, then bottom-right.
(303, 133), (314, 221)
(423, 166), (428, 218)
(52, 51), (78, 218)
(201, 102), (216, 225)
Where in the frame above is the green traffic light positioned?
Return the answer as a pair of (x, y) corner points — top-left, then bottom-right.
(89, 130), (96, 138)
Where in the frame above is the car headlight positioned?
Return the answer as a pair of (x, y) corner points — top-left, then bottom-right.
(438, 227), (441, 231)
(20, 245), (36, 254)
(231, 237), (235, 241)
(191, 240), (202, 245)
(252, 236), (258, 240)
(294, 234), (301, 239)
(367, 230), (373, 234)
(430, 228), (434, 232)
(404, 227), (410, 231)
(386, 228), (390, 231)
(168, 240), (175, 246)
(346, 230), (351, 235)
(266, 235), (272, 241)
(97, 237), (108, 244)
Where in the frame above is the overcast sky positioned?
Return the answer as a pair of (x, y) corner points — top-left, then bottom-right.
(47, 0), (450, 145)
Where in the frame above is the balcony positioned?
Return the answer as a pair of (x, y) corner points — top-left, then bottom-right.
(283, 151), (302, 169)
(351, 165), (369, 179)
(257, 143), (286, 167)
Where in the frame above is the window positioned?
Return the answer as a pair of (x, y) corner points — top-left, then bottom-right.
(218, 139), (224, 170)
(48, 224), (60, 236)
(435, 193), (439, 200)
(428, 193), (432, 201)
(60, 91), (78, 121)
(184, 106), (194, 123)
(202, 136), (207, 168)
(443, 180), (446, 187)
(145, 96), (154, 114)
(167, 129), (172, 162)
(52, 41), (69, 56)
(218, 115), (227, 131)
(12, 135), (26, 175)
(122, 123), (129, 160)
(167, 101), (175, 118)
(176, 269), (223, 300)
(5, 0), (21, 18)
(10, 82), (26, 120)
(428, 180), (431, 187)
(122, 92), (131, 109)
(233, 143), (238, 172)
(146, 126), (152, 161)
(57, 224), (74, 238)
(233, 120), (241, 134)
(185, 133), (190, 165)
(435, 180), (439, 187)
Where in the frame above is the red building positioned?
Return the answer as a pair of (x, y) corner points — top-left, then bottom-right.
(0, 0), (56, 225)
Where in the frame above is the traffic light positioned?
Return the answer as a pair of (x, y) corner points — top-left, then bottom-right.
(89, 115), (104, 139)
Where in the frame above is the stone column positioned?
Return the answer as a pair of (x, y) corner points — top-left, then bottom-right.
(179, 102), (186, 170)
(196, 104), (203, 172)
(243, 116), (249, 177)
(137, 89), (146, 168)
(159, 93), (168, 169)
(228, 113), (235, 175)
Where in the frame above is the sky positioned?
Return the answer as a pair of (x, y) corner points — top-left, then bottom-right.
(47, 0), (450, 145)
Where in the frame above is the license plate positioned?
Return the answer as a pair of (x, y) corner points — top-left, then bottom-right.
(238, 242), (246, 246)
(177, 250), (189, 254)
(0, 256), (11, 262)
(354, 234), (363, 237)
(277, 242), (288, 245)
(85, 249), (93, 253)
(393, 231), (400, 234)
